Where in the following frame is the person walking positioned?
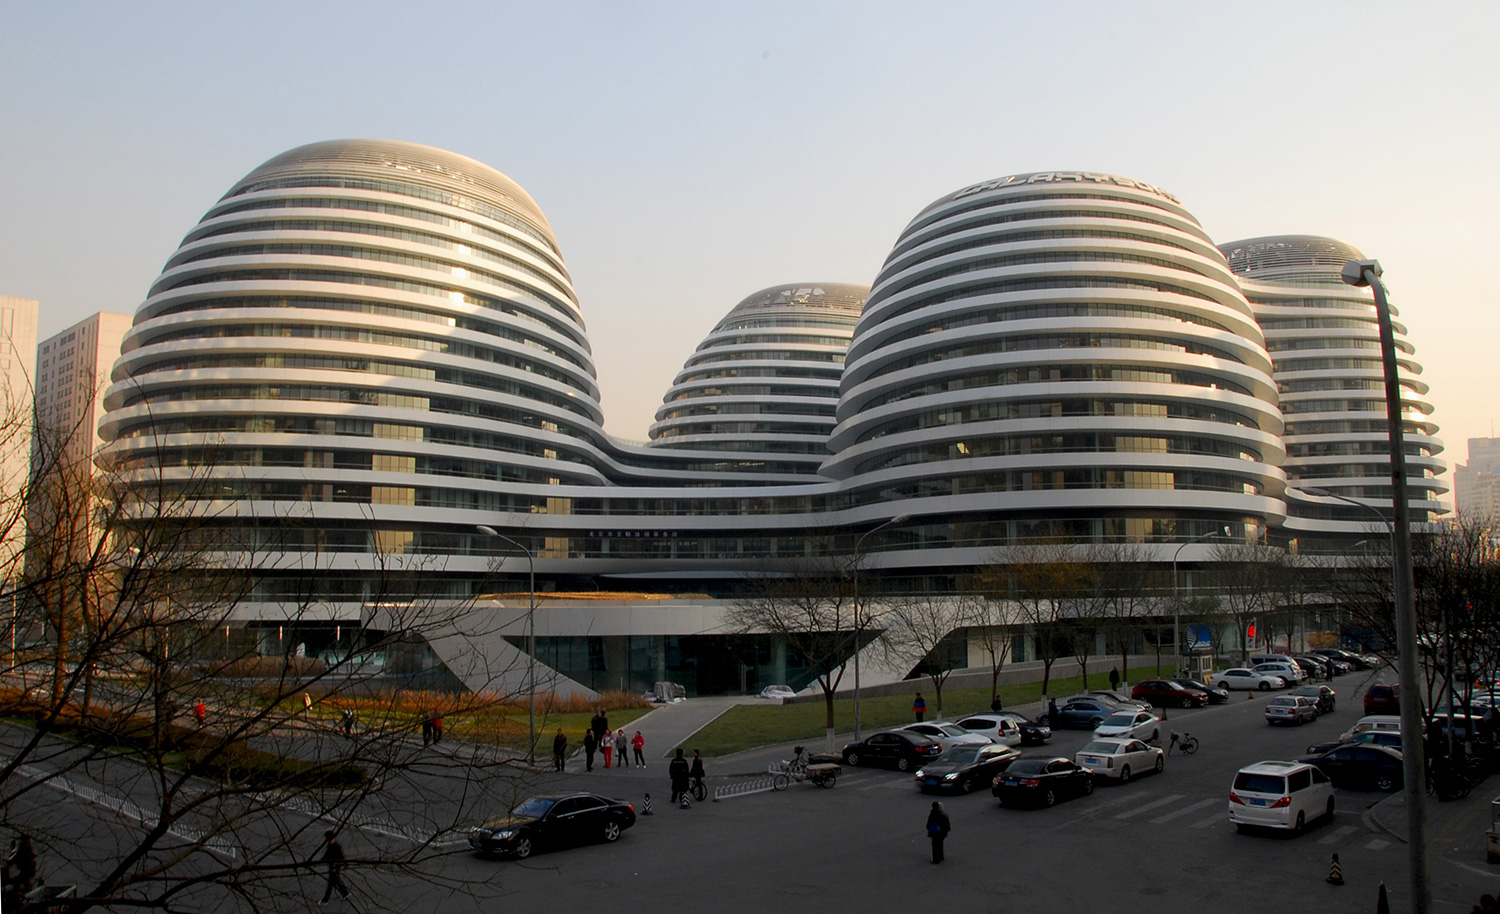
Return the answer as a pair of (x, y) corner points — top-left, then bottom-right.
(614, 729), (630, 768)
(552, 728), (568, 772)
(989, 696), (1003, 713)
(1109, 667), (1121, 692)
(912, 693), (927, 722)
(303, 692), (314, 716)
(3, 833), (37, 908)
(925, 801), (951, 863)
(420, 713), (432, 747)
(341, 708), (355, 736)
(194, 700), (207, 727)
(602, 729), (614, 768)
(689, 749), (706, 795)
(632, 730), (646, 766)
(318, 829), (349, 905)
(583, 727), (598, 771)
(669, 748), (690, 805)
(1047, 698), (1060, 726)
(431, 715), (443, 744)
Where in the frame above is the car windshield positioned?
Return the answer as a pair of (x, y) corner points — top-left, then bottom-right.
(934, 724), (968, 737)
(1103, 712), (1135, 725)
(1006, 759), (1049, 775)
(944, 747), (983, 764)
(1269, 698), (1295, 706)
(1233, 773), (1287, 794)
(511, 797), (558, 817)
(1080, 741), (1119, 754)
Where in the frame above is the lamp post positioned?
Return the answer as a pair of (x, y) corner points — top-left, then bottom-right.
(477, 525), (537, 764)
(852, 513), (912, 742)
(1172, 526), (1231, 678)
(1339, 258), (1429, 914)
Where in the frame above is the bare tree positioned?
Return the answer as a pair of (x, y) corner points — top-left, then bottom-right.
(1092, 542), (1159, 686)
(983, 542), (1088, 698)
(877, 592), (972, 719)
(1209, 539), (1286, 665)
(961, 574), (1016, 707)
(727, 550), (853, 745)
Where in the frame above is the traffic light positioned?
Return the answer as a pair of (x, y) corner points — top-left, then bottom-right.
(1247, 622), (1257, 640)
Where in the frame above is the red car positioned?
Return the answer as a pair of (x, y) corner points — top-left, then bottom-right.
(1130, 679), (1210, 709)
(1364, 683), (1400, 715)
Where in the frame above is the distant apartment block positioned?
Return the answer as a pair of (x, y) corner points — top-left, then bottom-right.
(33, 311), (133, 472)
(0, 294), (39, 573)
(1454, 437), (1500, 524)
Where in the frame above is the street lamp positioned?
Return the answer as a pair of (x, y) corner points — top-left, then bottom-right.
(1340, 258), (1430, 914)
(476, 525), (537, 764)
(1172, 526), (1231, 677)
(852, 513), (912, 742)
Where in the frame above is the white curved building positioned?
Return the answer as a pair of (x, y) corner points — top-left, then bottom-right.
(1221, 235), (1447, 539)
(649, 283), (866, 474)
(825, 172), (1287, 548)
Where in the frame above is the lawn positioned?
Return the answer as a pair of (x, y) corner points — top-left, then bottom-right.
(687, 663), (1179, 756)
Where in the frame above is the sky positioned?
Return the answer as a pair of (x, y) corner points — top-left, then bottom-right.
(2, 2), (1496, 492)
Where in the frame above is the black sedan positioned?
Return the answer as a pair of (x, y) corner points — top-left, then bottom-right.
(992, 756), (1094, 808)
(1300, 745), (1405, 791)
(1305, 729), (1403, 756)
(842, 730), (942, 771)
(1173, 678), (1230, 704)
(915, 743), (1021, 793)
(996, 711), (1052, 745)
(469, 793), (636, 858)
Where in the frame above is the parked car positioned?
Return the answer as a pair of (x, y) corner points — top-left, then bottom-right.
(1131, 679), (1210, 709)
(1291, 684), (1336, 714)
(1213, 668), (1286, 692)
(468, 793), (636, 858)
(955, 712), (1041, 746)
(1076, 737), (1164, 784)
(1174, 677), (1230, 703)
(757, 684), (796, 700)
(914, 743), (1021, 793)
(1254, 661), (1305, 685)
(1337, 715), (1402, 744)
(1289, 656), (1330, 681)
(1364, 683), (1401, 715)
(1305, 655), (1352, 676)
(1044, 698), (1117, 730)
(841, 730), (943, 771)
(992, 756), (1095, 807)
(1312, 647), (1375, 670)
(1094, 710), (1162, 741)
(1300, 745), (1405, 791)
(1084, 690), (1152, 710)
(1306, 729), (1404, 756)
(1265, 695), (1319, 726)
(898, 721), (994, 751)
(1229, 760), (1335, 834)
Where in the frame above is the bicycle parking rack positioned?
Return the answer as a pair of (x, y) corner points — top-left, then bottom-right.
(713, 776), (777, 800)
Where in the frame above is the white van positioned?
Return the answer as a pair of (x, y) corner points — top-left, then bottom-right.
(1338, 715), (1402, 744)
(1229, 760), (1334, 833)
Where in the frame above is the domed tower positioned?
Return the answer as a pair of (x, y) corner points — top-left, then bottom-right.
(1221, 235), (1447, 540)
(826, 171), (1287, 548)
(99, 139), (605, 604)
(648, 283), (867, 476)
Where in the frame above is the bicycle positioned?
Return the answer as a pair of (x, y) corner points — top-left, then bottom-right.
(1167, 730), (1199, 755)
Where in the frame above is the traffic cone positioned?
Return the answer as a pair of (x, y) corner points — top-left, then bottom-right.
(1326, 853), (1344, 886)
(1375, 882), (1389, 914)
(641, 793), (653, 816)
(679, 793), (691, 809)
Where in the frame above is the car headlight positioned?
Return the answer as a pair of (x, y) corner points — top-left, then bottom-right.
(914, 769), (925, 778)
(494, 829), (515, 840)
(944, 772), (959, 780)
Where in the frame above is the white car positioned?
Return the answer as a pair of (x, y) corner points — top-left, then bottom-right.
(952, 713), (1027, 747)
(1229, 760), (1334, 833)
(1254, 661), (1306, 684)
(897, 722), (993, 751)
(1093, 710), (1162, 742)
(757, 685), (796, 700)
(1213, 668), (1286, 692)
(1076, 737), (1164, 783)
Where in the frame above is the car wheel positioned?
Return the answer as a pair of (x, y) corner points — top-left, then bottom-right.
(1119, 765), (1131, 784)
(1090, 717), (1104, 729)
(1154, 754), (1164, 773)
(1082, 777), (1094, 795)
(897, 757), (912, 772)
(602, 821), (622, 843)
(1042, 788), (1056, 807)
(1216, 681), (1230, 690)
(959, 776), (974, 794)
(1258, 681), (1272, 692)
(1235, 823), (1248, 834)
(844, 751), (859, 767)
(512, 836), (533, 859)
(1376, 773), (1396, 792)
(1292, 811), (1305, 835)
(1181, 697), (1194, 709)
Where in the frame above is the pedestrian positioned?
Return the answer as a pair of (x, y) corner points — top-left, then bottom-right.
(602, 729), (614, 768)
(3, 833), (37, 907)
(690, 749), (705, 794)
(318, 828), (349, 906)
(552, 728), (568, 771)
(1109, 667), (1120, 692)
(303, 692), (313, 715)
(420, 713), (433, 747)
(912, 693), (926, 722)
(925, 801), (951, 863)
(431, 715), (443, 744)
(341, 708), (355, 736)
(194, 699), (207, 727)
(669, 748), (690, 804)
(583, 728), (598, 771)
(1047, 698), (1059, 725)
(615, 729), (630, 767)
(632, 730), (646, 766)
(590, 709), (606, 743)
(989, 696), (1003, 713)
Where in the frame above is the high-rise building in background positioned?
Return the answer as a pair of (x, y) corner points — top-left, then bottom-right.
(1453, 437), (1500, 524)
(0, 294), (39, 575)
(94, 144), (1451, 696)
(33, 311), (133, 475)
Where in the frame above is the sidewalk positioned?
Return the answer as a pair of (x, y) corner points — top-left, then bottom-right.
(1368, 783), (1499, 870)
(561, 695), (746, 779)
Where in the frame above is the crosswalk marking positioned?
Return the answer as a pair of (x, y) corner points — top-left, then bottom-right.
(1190, 811), (1224, 829)
(1365, 839), (1390, 851)
(1149, 797), (1219, 824)
(1113, 793), (1184, 819)
(1318, 825), (1360, 845)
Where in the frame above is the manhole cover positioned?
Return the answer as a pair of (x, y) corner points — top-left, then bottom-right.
(1139, 887), (1170, 896)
